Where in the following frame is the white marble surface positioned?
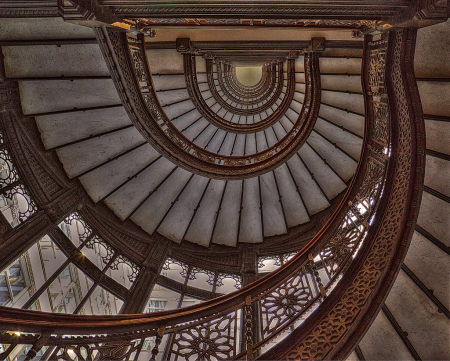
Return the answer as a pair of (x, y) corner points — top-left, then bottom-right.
(404, 231), (450, 310)
(321, 90), (365, 115)
(19, 79), (120, 115)
(417, 191), (450, 247)
(318, 104), (365, 137)
(80, 144), (159, 203)
(36, 106), (131, 149)
(424, 120), (450, 155)
(385, 271), (450, 361)
(104, 157), (176, 220)
(298, 143), (347, 200)
(360, 310), (415, 361)
(0, 18), (94, 40)
(3, 44), (108, 78)
(424, 155), (450, 197)
(319, 57), (362, 74)
(56, 127), (143, 178)
(415, 20), (450, 78)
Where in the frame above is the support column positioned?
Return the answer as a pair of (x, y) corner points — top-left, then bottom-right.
(119, 239), (172, 314)
(0, 211), (52, 271)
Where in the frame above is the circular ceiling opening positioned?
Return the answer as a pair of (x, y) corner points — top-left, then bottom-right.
(235, 66), (263, 86)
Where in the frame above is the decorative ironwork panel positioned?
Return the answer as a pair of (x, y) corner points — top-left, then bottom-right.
(85, 235), (115, 268)
(60, 212), (92, 245)
(0, 148), (19, 187)
(50, 339), (144, 361)
(110, 255), (141, 284)
(259, 266), (314, 338)
(169, 311), (238, 361)
(163, 257), (190, 279)
(2, 183), (37, 224)
(216, 273), (241, 289)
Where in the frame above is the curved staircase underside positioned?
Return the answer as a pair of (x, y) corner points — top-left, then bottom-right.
(0, 6), (449, 361)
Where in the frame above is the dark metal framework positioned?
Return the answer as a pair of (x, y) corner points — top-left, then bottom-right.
(0, 0), (445, 359)
(0, 27), (426, 361)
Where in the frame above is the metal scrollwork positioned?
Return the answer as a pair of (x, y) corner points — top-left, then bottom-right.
(62, 212), (92, 244)
(0, 28), (423, 361)
(0, 148), (19, 187)
(110, 255), (140, 284)
(85, 236), (115, 268)
(163, 257), (190, 279)
(169, 311), (238, 361)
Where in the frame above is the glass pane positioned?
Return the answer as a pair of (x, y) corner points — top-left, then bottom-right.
(0, 257), (29, 307)
(105, 256), (139, 289)
(187, 268), (214, 292)
(39, 235), (68, 280)
(0, 272), (11, 306)
(215, 274), (241, 294)
(81, 236), (114, 271)
(58, 213), (92, 247)
(79, 285), (123, 315)
(146, 284), (182, 312)
(181, 295), (202, 309)
(8, 260), (26, 297)
(48, 264), (78, 314)
(74, 265), (95, 303)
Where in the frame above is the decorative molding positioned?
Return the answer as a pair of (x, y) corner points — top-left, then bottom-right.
(58, 0), (97, 21)
(100, 2), (411, 20)
(0, 1), (58, 18)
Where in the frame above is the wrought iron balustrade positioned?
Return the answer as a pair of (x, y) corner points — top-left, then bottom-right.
(95, 28), (321, 180)
(0, 27), (424, 361)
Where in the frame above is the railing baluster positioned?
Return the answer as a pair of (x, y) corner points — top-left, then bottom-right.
(150, 325), (166, 361)
(245, 295), (254, 360)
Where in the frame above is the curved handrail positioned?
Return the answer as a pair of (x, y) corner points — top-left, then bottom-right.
(95, 28), (320, 180)
(205, 61), (283, 116)
(228, 63), (272, 92)
(184, 54), (295, 133)
(261, 28), (424, 360)
(221, 63), (275, 101)
(0, 28), (423, 361)
(0, 32), (388, 357)
(213, 62), (276, 107)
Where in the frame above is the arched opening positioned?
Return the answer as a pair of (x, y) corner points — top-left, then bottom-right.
(235, 65), (262, 86)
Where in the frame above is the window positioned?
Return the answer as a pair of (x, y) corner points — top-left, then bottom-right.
(146, 299), (168, 313)
(0, 259), (29, 306)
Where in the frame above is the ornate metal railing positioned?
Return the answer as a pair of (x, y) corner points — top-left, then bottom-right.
(184, 53), (295, 132)
(219, 63), (275, 102)
(0, 116), (37, 228)
(0, 28), (424, 361)
(204, 61), (283, 117)
(215, 63), (276, 103)
(95, 28), (320, 180)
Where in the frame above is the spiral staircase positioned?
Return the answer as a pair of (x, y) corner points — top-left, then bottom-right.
(0, 2), (449, 360)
